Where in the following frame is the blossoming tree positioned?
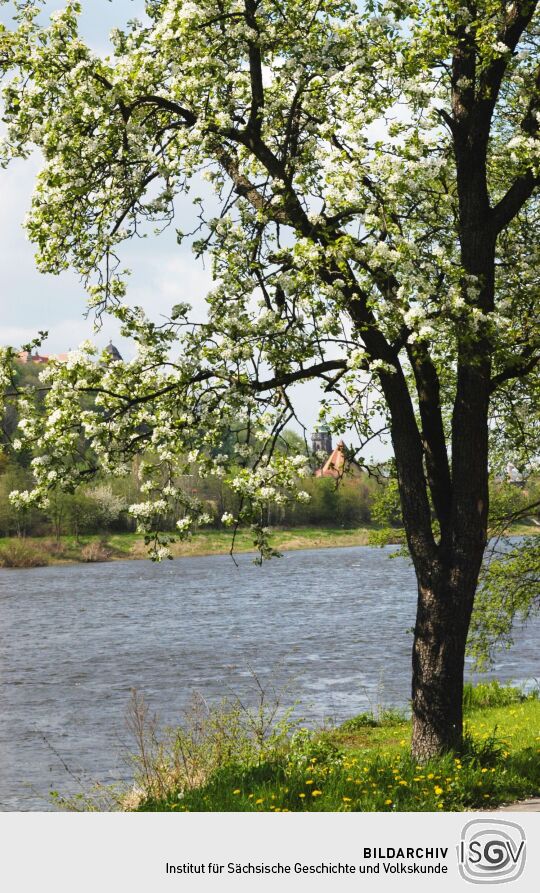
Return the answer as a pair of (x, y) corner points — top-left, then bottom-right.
(1, 0), (540, 759)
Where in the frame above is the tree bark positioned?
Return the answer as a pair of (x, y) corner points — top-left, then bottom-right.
(410, 565), (478, 760)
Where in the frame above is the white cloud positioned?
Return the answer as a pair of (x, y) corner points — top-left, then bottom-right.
(127, 251), (213, 323)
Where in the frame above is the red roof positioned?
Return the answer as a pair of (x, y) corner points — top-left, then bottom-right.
(315, 440), (346, 478)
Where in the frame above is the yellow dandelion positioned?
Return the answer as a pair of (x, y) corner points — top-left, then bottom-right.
(305, 779), (314, 785)
(312, 790), (322, 797)
(299, 793), (306, 799)
(233, 789), (241, 795)
(255, 798), (264, 805)
(434, 785), (443, 796)
(385, 799), (393, 805)
(427, 772), (435, 779)
(342, 797), (352, 803)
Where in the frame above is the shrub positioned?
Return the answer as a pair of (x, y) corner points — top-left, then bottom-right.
(340, 708), (408, 731)
(55, 682), (540, 812)
(463, 680), (534, 711)
(0, 540), (48, 568)
(128, 685), (297, 810)
(80, 541), (112, 562)
(135, 684), (540, 812)
(165, 720), (540, 813)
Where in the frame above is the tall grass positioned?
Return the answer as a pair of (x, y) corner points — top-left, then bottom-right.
(49, 682), (539, 812)
(122, 680), (296, 810)
(80, 541), (112, 562)
(144, 736), (540, 813)
(0, 540), (48, 568)
(463, 680), (535, 711)
(130, 683), (540, 813)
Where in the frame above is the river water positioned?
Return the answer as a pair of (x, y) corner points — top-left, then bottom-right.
(0, 545), (538, 811)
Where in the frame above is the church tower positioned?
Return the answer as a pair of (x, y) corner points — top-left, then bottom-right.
(104, 341), (123, 362)
(311, 424), (332, 456)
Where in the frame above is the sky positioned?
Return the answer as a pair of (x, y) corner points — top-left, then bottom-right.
(0, 1), (391, 459)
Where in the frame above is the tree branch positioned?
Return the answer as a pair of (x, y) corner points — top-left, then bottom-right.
(476, 0), (539, 139)
(490, 347), (540, 392)
(244, 0), (265, 137)
(216, 148), (291, 226)
(407, 342), (453, 532)
(491, 61), (540, 232)
(252, 359), (348, 391)
(128, 95), (197, 126)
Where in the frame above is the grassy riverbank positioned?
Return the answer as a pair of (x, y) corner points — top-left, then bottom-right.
(130, 682), (539, 813)
(0, 526), (388, 567)
(2, 523), (539, 568)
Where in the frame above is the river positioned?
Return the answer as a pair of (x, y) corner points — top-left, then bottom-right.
(0, 545), (538, 810)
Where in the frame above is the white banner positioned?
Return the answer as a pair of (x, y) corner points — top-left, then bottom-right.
(0, 811), (538, 892)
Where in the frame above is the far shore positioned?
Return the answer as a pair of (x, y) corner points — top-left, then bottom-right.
(1, 523), (538, 568)
(0, 526), (384, 567)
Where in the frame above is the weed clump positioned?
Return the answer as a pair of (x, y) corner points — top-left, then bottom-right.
(341, 708), (408, 731)
(80, 541), (112, 562)
(463, 680), (535, 711)
(133, 684), (539, 812)
(50, 682), (540, 813)
(0, 540), (48, 568)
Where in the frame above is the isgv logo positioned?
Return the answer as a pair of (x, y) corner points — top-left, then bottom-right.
(458, 819), (526, 884)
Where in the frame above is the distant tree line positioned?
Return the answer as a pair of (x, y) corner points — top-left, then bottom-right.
(1, 360), (383, 537)
(2, 361), (538, 541)
(0, 448), (382, 539)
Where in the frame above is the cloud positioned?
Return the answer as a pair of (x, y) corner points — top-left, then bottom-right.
(125, 249), (213, 323)
(0, 319), (96, 351)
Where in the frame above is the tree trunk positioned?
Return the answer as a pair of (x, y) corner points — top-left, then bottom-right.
(411, 566), (478, 761)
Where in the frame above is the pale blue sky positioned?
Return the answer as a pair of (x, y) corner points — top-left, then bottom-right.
(0, 1), (196, 356)
(0, 1), (390, 457)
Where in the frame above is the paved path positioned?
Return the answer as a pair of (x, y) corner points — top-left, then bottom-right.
(492, 798), (540, 813)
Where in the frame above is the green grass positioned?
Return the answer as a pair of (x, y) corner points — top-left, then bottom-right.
(463, 680), (536, 711)
(0, 527), (375, 564)
(2, 520), (539, 566)
(0, 533), (139, 565)
(135, 690), (540, 813)
(0, 538), (49, 567)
